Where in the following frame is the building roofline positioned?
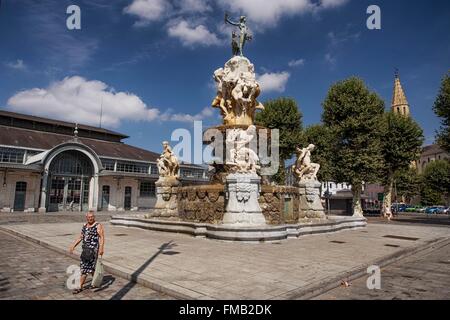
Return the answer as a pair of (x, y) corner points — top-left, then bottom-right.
(0, 110), (129, 139)
(0, 124), (158, 163)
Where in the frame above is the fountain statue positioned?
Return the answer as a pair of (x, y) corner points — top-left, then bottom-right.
(293, 144), (320, 182)
(293, 144), (326, 220)
(146, 141), (181, 219)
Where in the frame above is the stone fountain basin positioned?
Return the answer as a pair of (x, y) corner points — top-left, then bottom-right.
(110, 215), (366, 243)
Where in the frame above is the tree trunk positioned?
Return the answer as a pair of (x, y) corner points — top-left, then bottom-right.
(352, 184), (364, 217)
(382, 177), (394, 220)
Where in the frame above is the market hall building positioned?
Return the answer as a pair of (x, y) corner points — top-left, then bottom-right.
(0, 110), (207, 213)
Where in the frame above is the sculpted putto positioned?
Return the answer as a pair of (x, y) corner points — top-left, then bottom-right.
(212, 57), (264, 126)
(226, 125), (260, 174)
(293, 144), (320, 182)
(157, 141), (180, 179)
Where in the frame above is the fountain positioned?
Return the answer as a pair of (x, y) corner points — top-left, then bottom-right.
(111, 14), (367, 242)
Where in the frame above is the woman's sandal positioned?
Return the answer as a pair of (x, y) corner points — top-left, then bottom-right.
(72, 288), (84, 294)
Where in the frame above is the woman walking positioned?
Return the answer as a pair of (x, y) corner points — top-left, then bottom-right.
(69, 211), (105, 294)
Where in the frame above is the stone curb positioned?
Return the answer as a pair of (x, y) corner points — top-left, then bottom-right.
(279, 236), (450, 300)
(1, 226), (448, 300)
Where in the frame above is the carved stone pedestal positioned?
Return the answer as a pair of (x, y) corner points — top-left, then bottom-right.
(146, 177), (181, 219)
(298, 181), (326, 220)
(222, 173), (266, 226)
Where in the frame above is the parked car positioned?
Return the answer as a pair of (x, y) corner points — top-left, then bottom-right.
(444, 207), (450, 214)
(425, 207), (440, 214)
(417, 207), (426, 213)
(435, 206), (448, 214)
(391, 203), (407, 213)
(405, 206), (420, 213)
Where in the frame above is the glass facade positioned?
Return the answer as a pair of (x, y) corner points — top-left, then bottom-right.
(140, 181), (156, 197)
(47, 151), (93, 212)
(180, 168), (204, 179)
(116, 161), (149, 174)
(0, 147), (25, 163)
(49, 150), (94, 176)
(99, 158), (205, 179)
(150, 164), (158, 175)
(101, 158), (115, 171)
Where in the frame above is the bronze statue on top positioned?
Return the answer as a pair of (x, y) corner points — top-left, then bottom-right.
(225, 13), (252, 57)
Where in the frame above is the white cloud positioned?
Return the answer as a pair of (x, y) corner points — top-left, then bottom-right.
(5, 59), (27, 70)
(122, 0), (349, 48)
(257, 71), (290, 92)
(163, 107), (214, 122)
(176, 0), (212, 14)
(168, 20), (221, 47)
(288, 58), (305, 67)
(218, 0), (349, 28)
(328, 30), (361, 47)
(124, 0), (171, 25)
(7, 76), (160, 128)
(325, 53), (336, 66)
(6, 76), (214, 128)
(219, 0), (312, 27)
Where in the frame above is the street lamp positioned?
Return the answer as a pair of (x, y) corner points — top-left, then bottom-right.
(324, 181), (331, 215)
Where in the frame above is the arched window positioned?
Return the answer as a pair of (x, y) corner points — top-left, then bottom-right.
(49, 151), (93, 176)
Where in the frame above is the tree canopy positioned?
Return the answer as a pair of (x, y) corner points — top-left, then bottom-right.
(255, 97), (303, 184)
(433, 72), (450, 153)
(420, 160), (450, 206)
(322, 77), (385, 186)
(321, 77), (385, 216)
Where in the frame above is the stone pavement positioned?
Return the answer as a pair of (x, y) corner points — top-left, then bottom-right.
(1, 220), (449, 300)
(314, 240), (450, 300)
(0, 229), (172, 300)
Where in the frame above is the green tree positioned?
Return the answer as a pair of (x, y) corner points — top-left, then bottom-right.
(394, 168), (422, 204)
(433, 72), (450, 153)
(420, 160), (450, 205)
(322, 77), (385, 216)
(380, 112), (424, 216)
(255, 97), (303, 184)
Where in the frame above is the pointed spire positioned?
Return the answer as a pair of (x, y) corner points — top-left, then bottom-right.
(391, 70), (410, 116)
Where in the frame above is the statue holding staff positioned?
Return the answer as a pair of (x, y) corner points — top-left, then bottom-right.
(225, 12), (252, 56)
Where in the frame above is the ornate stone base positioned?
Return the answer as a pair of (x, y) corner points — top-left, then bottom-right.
(145, 177), (181, 219)
(110, 215), (367, 243)
(298, 181), (326, 220)
(222, 173), (266, 226)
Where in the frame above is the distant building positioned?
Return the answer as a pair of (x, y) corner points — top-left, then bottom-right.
(0, 110), (207, 213)
(417, 144), (450, 174)
(320, 181), (352, 198)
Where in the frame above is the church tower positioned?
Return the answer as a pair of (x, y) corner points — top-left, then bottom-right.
(391, 71), (410, 116)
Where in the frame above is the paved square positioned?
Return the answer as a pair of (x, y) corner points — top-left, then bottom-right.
(0, 229), (171, 300)
(1, 220), (449, 299)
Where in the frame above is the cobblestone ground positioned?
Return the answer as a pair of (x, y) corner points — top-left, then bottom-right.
(315, 242), (450, 300)
(0, 230), (173, 300)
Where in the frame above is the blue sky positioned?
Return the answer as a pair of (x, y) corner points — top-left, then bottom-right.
(0, 0), (449, 154)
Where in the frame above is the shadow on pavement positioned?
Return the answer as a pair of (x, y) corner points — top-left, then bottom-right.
(109, 241), (177, 300)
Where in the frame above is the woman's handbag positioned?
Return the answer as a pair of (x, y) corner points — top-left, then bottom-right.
(91, 258), (104, 288)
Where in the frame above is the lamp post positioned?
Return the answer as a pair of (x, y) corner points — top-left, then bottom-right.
(324, 181), (331, 216)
